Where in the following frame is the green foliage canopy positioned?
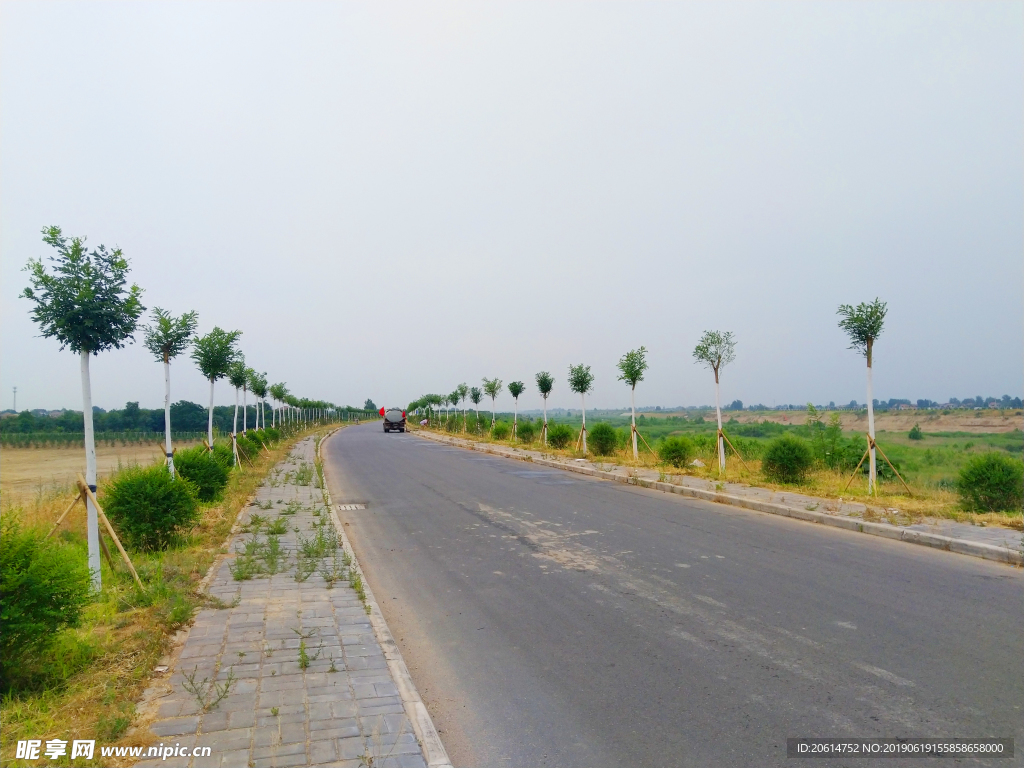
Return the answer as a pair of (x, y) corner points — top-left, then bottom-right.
(535, 371), (554, 398)
(568, 364), (594, 395)
(837, 298), (887, 365)
(22, 226), (145, 354)
(617, 346), (649, 388)
(143, 307), (198, 363)
(508, 380), (525, 399)
(192, 327), (241, 382)
(692, 331), (735, 381)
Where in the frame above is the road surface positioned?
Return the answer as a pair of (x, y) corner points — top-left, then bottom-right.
(323, 424), (1023, 767)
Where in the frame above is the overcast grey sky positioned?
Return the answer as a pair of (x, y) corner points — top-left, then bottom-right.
(2, 2), (1021, 414)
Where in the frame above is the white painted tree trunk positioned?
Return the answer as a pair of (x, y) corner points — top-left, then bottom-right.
(714, 372), (725, 471)
(80, 351), (101, 590)
(866, 360), (877, 494)
(491, 398), (496, 428)
(581, 393), (588, 454)
(513, 398), (518, 438)
(163, 357), (175, 477)
(243, 386), (247, 433)
(630, 386), (638, 460)
(542, 397), (548, 445)
(207, 378), (216, 448)
(232, 388), (240, 467)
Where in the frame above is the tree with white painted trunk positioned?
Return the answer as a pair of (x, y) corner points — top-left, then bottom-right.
(470, 387), (483, 430)
(617, 346), (649, 461)
(143, 307), (198, 477)
(192, 327), (242, 448)
(22, 225), (145, 590)
(693, 331), (736, 472)
(837, 299), (887, 495)
(228, 358), (248, 466)
(448, 390), (460, 425)
(269, 382), (288, 428)
(568, 364), (595, 455)
(249, 371), (268, 430)
(535, 371), (554, 445)
(482, 378), (503, 427)
(457, 383), (469, 432)
(507, 381), (525, 439)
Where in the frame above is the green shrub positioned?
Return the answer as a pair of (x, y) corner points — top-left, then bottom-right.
(658, 436), (693, 468)
(263, 427), (281, 443)
(957, 452), (1024, 512)
(0, 516), (92, 689)
(908, 424), (923, 440)
(589, 423), (617, 455)
(211, 443), (234, 470)
(174, 446), (229, 501)
(103, 464), (201, 550)
(491, 422), (511, 440)
(762, 435), (813, 483)
(517, 421), (535, 443)
(548, 424), (574, 449)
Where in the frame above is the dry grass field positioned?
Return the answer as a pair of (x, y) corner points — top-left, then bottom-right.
(1, 442), (201, 502)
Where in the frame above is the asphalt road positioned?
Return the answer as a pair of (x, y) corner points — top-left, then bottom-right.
(323, 424), (1023, 768)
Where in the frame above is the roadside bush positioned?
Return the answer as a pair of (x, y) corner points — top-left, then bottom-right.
(491, 422), (511, 440)
(762, 435), (813, 483)
(658, 436), (693, 468)
(263, 427), (281, 443)
(589, 423), (617, 456)
(211, 442), (234, 470)
(517, 421), (535, 443)
(956, 452), (1024, 512)
(0, 516), (92, 690)
(548, 424), (574, 449)
(908, 424), (923, 440)
(103, 464), (201, 550)
(174, 446), (229, 501)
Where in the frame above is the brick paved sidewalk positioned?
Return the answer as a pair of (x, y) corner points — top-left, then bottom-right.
(135, 437), (427, 768)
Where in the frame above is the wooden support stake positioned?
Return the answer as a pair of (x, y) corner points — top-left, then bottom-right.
(77, 475), (144, 590)
(99, 532), (117, 573)
(872, 439), (913, 497)
(842, 448), (871, 492)
(718, 429), (752, 473)
(45, 492), (85, 540)
(633, 425), (659, 459)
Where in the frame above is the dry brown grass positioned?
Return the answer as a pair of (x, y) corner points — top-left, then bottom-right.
(1, 442), (202, 503)
(419, 424), (1023, 532)
(0, 426), (332, 767)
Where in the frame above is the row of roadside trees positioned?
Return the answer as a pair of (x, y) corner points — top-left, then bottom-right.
(409, 300), (889, 491)
(21, 226), (344, 588)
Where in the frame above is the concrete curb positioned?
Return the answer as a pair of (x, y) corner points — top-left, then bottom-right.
(415, 429), (1023, 568)
(320, 430), (455, 768)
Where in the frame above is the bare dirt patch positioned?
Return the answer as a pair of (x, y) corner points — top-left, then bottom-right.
(1, 442), (200, 501)
(645, 409), (1023, 434)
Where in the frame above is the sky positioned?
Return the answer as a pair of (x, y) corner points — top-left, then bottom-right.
(2, 1), (1021, 414)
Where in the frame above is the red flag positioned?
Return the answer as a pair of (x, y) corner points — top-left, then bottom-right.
(379, 407), (385, 417)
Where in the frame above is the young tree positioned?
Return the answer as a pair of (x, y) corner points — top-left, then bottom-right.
(470, 387), (483, 429)
(143, 307), (198, 477)
(270, 382), (288, 428)
(837, 299), (887, 494)
(249, 371), (268, 430)
(508, 381), (526, 439)
(448, 390), (460, 425)
(535, 371), (554, 445)
(22, 226), (145, 590)
(228, 358), (248, 466)
(482, 378), (503, 427)
(568, 364), (595, 454)
(192, 327), (242, 448)
(617, 346), (649, 460)
(693, 331), (736, 472)
(457, 383), (469, 431)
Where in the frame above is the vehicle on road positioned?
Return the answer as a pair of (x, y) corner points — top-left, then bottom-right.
(381, 407), (406, 433)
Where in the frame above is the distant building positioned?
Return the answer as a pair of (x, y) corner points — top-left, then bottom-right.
(896, 403), (917, 411)
(48, 410), (63, 418)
